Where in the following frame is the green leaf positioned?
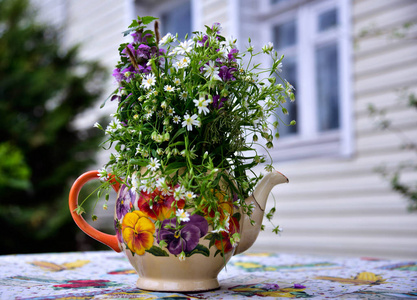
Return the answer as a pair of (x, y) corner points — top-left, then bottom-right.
(158, 240), (167, 248)
(185, 244), (210, 257)
(170, 127), (186, 142)
(129, 158), (148, 166)
(164, 161), (187, 174)
(214, 249), (223, 257)
(128, 19), (139, 28)
(146, 245), (169, 256)
(141, 16), (158, 25)
(232, 212), (241, 222)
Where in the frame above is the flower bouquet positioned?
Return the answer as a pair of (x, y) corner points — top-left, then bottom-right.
(74, 15), (294, 262)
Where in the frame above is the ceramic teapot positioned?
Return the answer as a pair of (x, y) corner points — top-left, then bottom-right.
(69, 170), (288, 292)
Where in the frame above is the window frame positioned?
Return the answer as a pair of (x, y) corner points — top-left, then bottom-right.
(259, 0), (353, 160)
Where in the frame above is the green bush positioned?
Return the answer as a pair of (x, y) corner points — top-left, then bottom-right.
(0, 0), (107, 254)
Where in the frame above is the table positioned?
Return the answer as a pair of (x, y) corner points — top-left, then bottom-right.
(0, 251), (416, 299)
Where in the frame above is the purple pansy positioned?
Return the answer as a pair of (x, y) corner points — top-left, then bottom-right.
(116, 184), (136, 219)
(157, 214), (208, 255)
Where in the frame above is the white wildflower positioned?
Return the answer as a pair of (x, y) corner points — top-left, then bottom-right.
(156, 177), (172, 196)
(148, 157), (160, 172)
(276, 62), (283, 73)
(262, 42), (274, 54)
(172, 115), (181, 124)
(167, 107), (175, 116)
(159, 33), (174, 46)
(173, 78), (181, 85)
(97, 168), (108, 181)
(193, 96), (211, 115)
(141, 73), (156, 89)
(164, 85), (175, 92)
(184, 191), (197, 201)
(139, 178), (156, 194)
(182, 113), (200, 131)
(179, 91), (188, 100)
(176, 209), (190, 222)
(173, 185), (186, 200)
(203, 60), (221, 81)
(177, 40), (194, 55)
(175, 56), (190, 69)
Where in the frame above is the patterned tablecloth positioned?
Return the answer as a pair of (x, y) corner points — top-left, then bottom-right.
(0, 250), (416, 299)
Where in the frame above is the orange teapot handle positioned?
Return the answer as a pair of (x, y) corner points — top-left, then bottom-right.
(69, 170), (122, 252)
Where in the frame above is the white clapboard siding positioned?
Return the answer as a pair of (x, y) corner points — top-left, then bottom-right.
(356, 107), (417, 133)
(355, 63), (417, 96)
(353, 1), (417, 37)
(353, 0), (401, 20)
(253, 0), (417, 259)
(355, 43), (417, 76)
(355, 86), (417, 114)
(355, 20), (417, 57)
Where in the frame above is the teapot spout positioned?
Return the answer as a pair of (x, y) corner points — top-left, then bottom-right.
(234, 171), (288, 255)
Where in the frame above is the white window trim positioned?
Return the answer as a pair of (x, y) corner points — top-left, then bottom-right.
(258, 0), (353, 161)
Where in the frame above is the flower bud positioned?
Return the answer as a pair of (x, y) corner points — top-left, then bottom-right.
(267, 77), (276, 84)
(164, 132), (170, 141)
(151, 131), (158, 140)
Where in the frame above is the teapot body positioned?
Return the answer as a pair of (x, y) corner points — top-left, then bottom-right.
(113, 183), (240, 291)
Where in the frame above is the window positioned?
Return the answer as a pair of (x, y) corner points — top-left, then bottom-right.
(135, 0), (192, 38)
(161, 1), (191, 37)
(264, 0), (352, 160)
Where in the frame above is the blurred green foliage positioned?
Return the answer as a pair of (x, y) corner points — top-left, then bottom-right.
(0, 142), (31, 190)
(0, 0), (107, 254)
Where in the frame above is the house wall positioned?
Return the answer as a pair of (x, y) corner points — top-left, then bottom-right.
(254, 0), (417, 259)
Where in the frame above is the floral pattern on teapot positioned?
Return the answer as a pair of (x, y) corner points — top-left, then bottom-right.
(114, 183), (240, 259)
